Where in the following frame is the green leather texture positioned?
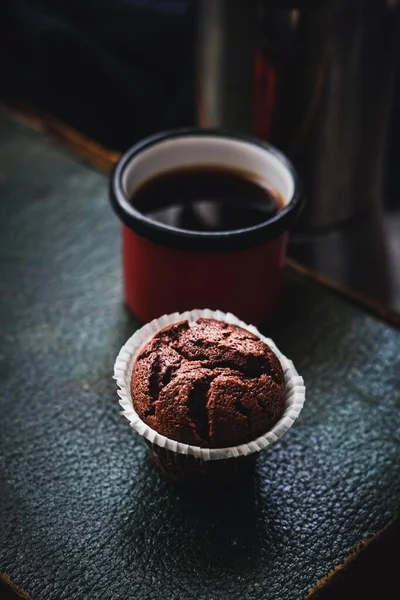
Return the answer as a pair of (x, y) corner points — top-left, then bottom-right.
(0, 110), (399, 600)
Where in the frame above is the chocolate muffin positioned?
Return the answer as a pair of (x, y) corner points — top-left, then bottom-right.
(131, 318), (285, 448)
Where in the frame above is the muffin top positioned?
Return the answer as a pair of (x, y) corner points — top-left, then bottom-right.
(131, 318), (285, 448)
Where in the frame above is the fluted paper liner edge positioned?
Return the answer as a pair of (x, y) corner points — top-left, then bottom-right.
(114, 309), (305, 461)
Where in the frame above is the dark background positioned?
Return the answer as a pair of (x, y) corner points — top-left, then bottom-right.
(0, 0), (399, 207)
(0, 0), (195, 150)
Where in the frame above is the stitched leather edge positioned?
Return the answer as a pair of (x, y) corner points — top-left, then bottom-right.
(287, 259), (400, 329)
(0, 574), (33, 600)
(303, 518), (398, 599)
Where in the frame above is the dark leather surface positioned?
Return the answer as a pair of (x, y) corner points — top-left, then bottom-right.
(0, 109), (399, 600)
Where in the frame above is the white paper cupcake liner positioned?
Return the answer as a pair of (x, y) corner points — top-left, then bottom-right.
(114, 309), (306, 461)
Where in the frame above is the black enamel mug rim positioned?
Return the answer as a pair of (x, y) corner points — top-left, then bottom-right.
(110, 129), (302, 252)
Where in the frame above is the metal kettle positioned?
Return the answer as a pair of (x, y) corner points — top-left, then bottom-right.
(196, 0), (398, 232)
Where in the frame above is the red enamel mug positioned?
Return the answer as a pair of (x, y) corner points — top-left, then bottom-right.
(110, 130), (301, 326)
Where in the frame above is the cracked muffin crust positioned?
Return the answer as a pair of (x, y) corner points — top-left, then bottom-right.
(131, 318), (285, 448)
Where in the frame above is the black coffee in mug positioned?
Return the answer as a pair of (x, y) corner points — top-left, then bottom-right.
(132, 166), (284, 232)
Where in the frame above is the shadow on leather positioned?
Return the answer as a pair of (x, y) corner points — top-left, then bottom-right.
(123, 468), (276, 580)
